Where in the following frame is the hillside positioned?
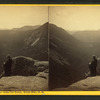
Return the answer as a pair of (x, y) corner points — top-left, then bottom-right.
(49, 23), (91, 90)
(23, 22), (48, 60)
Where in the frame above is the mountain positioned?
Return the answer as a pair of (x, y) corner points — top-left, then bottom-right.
(0, 22), (48, 74)
(49, 23), (90, 90)
(23, 22), (48, 60)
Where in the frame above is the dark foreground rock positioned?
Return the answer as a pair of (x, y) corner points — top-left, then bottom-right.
(0, 76), (48, 91)
(11, 56), (37, 76)
(53, 76), (100, 91)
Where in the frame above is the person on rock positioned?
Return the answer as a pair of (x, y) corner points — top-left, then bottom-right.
(3, 55), (12, 76)
(89, 55), (98, 76)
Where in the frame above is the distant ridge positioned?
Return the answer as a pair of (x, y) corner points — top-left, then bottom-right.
(12, 25), (40, 31)
(73, 30), (100, 42)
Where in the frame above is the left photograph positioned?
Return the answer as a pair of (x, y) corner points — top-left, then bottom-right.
(0, 6), (49, 91)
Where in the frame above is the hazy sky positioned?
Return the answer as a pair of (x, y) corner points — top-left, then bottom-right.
(49, 6), (100, 31)
(0, 6), (48, 29)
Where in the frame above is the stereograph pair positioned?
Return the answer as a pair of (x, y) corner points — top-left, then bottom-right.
(0, 6), (99, 91)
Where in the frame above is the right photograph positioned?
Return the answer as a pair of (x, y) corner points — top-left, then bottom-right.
(49, 6), (100, 91)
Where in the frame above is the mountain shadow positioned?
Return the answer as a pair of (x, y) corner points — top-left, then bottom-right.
(49, 23), (91, 90)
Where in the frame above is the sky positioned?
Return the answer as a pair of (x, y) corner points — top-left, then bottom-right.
(0, 6), (48, 29)
(49, 6), (100, 31)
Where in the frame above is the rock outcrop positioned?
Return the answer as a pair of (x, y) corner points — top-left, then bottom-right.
(0, 56), (49, 91)
(53, 76), (100, 91)
(0, 76), (48, 91)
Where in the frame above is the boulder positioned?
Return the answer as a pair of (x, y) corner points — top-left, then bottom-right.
(11, 56), (37, 76)
(35, 61), (49, 72)
(36, 72), (48, 79)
